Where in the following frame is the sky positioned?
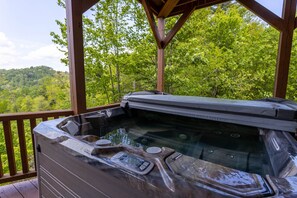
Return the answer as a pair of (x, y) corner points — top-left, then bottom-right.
(0, 0), (67, 71)
(0, 0), (283, 72)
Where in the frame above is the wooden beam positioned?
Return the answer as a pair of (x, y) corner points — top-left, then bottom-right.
(158, 0), (180, 18)
(82, 0), (99, 13)
(0, 171), (36, 184)
(157, 18), (165, 92)
(142, 0), (162, 48)
(274, 0), (297, 98)
(66, 0), (87, 114)
(237, 0), (283, 31)
(169, 0), (229, 17)
(163, 5), (195, 48)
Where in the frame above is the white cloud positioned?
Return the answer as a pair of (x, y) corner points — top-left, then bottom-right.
(0, 32), (14, 50)
(0, 32), (18, 65)
(21, 44), (68, 72)
(0, 32), (68, 72)
(23, 44), (64, 61)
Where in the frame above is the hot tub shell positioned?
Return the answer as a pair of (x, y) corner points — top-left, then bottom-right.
(34, 92), (297, 197)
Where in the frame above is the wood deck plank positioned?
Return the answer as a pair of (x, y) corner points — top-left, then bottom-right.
(0, 179), (39, 198)
(30, 179), (38, 189)
(0, 184), (23, 198)
(13, 180), (38, 198)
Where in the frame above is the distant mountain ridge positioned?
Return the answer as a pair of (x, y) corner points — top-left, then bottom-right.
(0, 66), (70, 113)
(0, 66), (67, 88)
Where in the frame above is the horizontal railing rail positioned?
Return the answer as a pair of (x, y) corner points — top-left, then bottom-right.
(86, 103), (120, 112)
(0, 110), (73, 184)
(0, 104), (119, 184)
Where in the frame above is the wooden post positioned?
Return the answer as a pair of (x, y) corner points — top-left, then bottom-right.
(157, 18), (165, 92)
(3, 121), (16, 176)
(66, 0), (87, 114)
(274, 0), (297, 98)
(17, 119), (29, 174)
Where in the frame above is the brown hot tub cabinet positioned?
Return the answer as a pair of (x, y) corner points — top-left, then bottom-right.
(34, 92), (297, 197)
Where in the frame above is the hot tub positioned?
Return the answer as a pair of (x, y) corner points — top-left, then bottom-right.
(34, 92), (297, 197)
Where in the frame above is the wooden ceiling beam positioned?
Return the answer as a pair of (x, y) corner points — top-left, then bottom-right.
(237, 0), (283, 31)
(158, 0), (180, 18)
(82, 0), (99, 13)
(142, 0), (162, 48)
(168, 0), (229, 17)
(163, 4), (195, 48)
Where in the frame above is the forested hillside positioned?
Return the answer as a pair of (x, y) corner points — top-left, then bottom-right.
(0, 66), (70, 113)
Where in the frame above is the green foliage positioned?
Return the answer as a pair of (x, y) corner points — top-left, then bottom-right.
(51, 0), (157, 107)
(0, 66), (70, 174)
(162, 3), (279, 99)
(0, 66), (70, 113)
(1, 1), (297, 176)
(51, 1), (292, 103)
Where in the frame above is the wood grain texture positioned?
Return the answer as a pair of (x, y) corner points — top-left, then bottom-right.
(0, 179), (38, 198)
(163, 4), (195, 48)
(13, 180), (38, 198)
(142, 0), (162, 48)
(0, 110), (73, 122)
(157, 18), (165, 92)
(237, 0), (283, 31)
(66, 0), (87, 114)
(30, 179), (38, 189)
(0, 155), (3, 178)
(158, 0), (179, 17)
(82, 0), (99, 13)
(0, 172), (37, 184)
(30, 118), (37, 171)
(17, 119), (29, 173)
(3, 121), (16, 176)
(0, 184), (22, 198)
(274, 0), (297, 98)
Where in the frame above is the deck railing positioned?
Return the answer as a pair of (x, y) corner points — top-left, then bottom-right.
(0, 110), (73, 183)
(0, 103), (119, 184)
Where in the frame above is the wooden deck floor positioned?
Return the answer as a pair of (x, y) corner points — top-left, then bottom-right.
(0, 179), (38, 198)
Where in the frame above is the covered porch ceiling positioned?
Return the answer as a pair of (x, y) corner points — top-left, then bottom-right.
(66, 0), (297, 114)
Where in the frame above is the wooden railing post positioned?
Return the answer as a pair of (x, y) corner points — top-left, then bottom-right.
(0, 155), (3, 178)
(30, 119), (37, 170)
(17, 119), (29, 174)
(3, 121), (16, 176)
(0, 109), (74, 183)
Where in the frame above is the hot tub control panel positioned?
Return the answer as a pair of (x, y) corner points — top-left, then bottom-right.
(111, 152), (154, 175)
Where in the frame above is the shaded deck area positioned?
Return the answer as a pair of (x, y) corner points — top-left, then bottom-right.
(0, 179), (38, 198)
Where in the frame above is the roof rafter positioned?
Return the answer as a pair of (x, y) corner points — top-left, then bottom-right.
(237, 0), (283, 31)
(142, 0), (162, 48)
(168, 0), (229, 17)
(158, 0), (180, 18)
(82, 0), (99, 13)
(163, 4), (195, 48)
